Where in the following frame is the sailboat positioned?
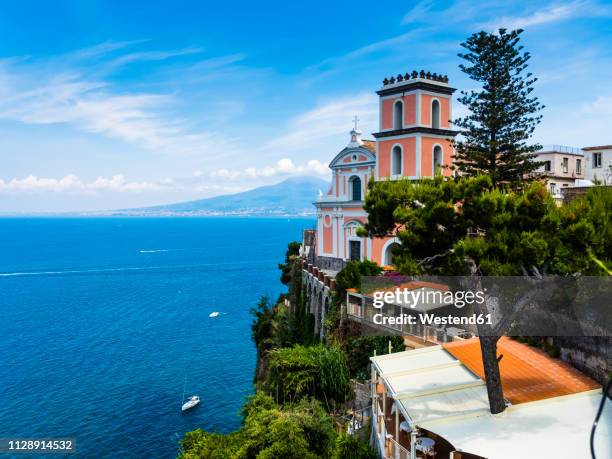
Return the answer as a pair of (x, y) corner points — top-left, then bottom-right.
(209, 297), (220, 318)
(182, 395), (200, 412)
(181, 375), (200, 412)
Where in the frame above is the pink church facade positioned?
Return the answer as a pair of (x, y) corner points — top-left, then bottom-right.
(314, 71), (457, 268)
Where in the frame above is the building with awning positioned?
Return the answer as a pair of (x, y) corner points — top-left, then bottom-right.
(370, 338), (609, 459)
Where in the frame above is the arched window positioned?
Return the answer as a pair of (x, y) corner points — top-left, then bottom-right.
(394, 100), (403, 130)
(349, 176), (361, 201)
(392, 146), (402, 176)
(431, 99), (440, 129)
(383, 242), (400, 266)
(433, 145), (443, 175)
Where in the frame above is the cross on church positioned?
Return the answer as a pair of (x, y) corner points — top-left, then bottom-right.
(352, 115), (359, 131)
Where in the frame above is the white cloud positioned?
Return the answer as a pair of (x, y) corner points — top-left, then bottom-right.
(582, 95), (612, 116)
(481, 1), (609, 30)
(210, 158), (330, 180)
(0, 174), (166, 194)
(301, 30), (425, 85)
(534, 94), (612, 148)
(104, 47), (203, 70)
(69, 40), (150, 59)
(402, 0), (437, 24)
(0, 45), (239, 157)
(264, 92), (378, 153)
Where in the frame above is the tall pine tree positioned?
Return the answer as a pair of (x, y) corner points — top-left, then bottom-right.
(453, 29), (544, 187)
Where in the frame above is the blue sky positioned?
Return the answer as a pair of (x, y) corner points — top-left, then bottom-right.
(0, 0), (611, 212)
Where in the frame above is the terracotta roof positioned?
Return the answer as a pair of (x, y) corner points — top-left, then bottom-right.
(364, 280), (450, 294)
(582, 145), (612, 151)
(442, 337), (600, 404)
(362, 139), (376, 153)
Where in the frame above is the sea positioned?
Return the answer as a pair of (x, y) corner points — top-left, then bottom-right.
(0, 217), (313, 458)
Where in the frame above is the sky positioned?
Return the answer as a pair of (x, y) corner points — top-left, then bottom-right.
(0, 0), (611, 213)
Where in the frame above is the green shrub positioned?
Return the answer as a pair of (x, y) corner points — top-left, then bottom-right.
(267, 344), (350, 406)
(332, 433), (378, 459)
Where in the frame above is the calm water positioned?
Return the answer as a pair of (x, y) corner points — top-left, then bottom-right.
(0, 217), (312, 458)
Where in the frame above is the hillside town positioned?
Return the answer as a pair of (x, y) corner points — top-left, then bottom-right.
(298, 69), (611, 458)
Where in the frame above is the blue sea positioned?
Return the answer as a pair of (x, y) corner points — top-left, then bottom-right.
(0, 217), (313, 458)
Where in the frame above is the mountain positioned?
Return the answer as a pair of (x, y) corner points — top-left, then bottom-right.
(115, 176), (330, 216)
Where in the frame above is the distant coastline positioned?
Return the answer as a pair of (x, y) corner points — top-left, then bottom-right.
(80, 208), (317, 217)
(0, 211), (316, 218)
(0, 176), (326, 218)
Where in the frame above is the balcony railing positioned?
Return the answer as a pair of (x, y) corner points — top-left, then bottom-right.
(539, 144), (583, 155)
(387, 437), (411, 459)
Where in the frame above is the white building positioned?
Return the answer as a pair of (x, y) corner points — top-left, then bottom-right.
(533, 145), (585, 201)
(583, 145), (612, 184)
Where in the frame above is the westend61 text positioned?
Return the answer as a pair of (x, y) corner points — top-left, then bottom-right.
(372, 313), (493, 327)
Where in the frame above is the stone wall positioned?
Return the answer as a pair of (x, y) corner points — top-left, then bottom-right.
(315, 255), (346, 271)
(562, 185), (612, 203)
(553, 336), (611, 384)
(302, 269), (334, 340)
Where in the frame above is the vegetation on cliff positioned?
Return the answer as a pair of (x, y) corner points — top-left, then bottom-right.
(180, 393), (336, 459)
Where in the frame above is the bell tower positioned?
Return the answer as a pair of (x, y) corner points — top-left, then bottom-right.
(373, 70), (457, 180)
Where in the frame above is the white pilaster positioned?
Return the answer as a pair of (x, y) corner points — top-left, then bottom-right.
(332, 209), (338, 257)
(416, 135), (422, 177)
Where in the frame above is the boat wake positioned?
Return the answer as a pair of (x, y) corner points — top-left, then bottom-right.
(0, 258), (278, 278)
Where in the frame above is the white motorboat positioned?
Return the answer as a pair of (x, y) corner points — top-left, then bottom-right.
(209, 311), (220, 318)
(181, 395), (200, 412)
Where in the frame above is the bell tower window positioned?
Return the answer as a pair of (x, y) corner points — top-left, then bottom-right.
(433, 145), (443, 174)
(394, 100), (403, 130)
(432, 99), (441, 129)
(392, 146), (402, 176)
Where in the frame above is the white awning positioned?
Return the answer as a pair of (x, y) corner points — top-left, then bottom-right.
(372, 346), (491, 425)
(401, 385), (490, 425)
(371, 345), (458, 377)
(423, 390), (610, 459)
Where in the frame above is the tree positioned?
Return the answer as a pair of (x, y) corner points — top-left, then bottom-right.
(332, 433), (378, 459)
(250, 296), (275, 352)
(453, 29), (544, 187)
(342, 335), (404, 380)
(266, 344), (351, 408)
(279, 241), (302, 285)
(361, 175), (611, 413)
(334, 260), (382, 297)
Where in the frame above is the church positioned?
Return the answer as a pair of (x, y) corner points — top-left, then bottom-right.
(314, 70), (457, 268)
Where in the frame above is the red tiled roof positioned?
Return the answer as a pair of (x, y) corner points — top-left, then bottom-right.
(368, 280), (450, 294)
(362, 140), (376, 153)
(442, 337), (600, 404)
